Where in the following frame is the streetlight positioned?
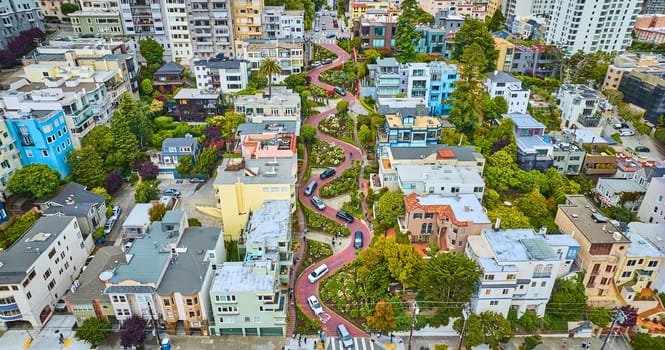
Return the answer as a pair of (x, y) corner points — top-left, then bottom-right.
(407, 301), (419, 350)
(457, 303), (470, 350)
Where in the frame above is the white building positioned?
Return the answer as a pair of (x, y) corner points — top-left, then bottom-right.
(394, 164), (485, 200)
(637, 176), (665, 224)
(163, 0), (192, 62)
(0, 0), (44, 50)
(557, 84), (604, 128)
(193, 57), (250, 93)
(262, 6), (304, 39)
(0, 119), (22, 191)
(626, 222), (665, 292)
(0, 216), (93, 328)
(485, 71), (530, 114)
(122, 203), (153, 239)
(501, 0), (553, 18)
(595, 178), (646, 211)
(466, 229), (570, 318)
(238, 40), (304, 83)
(234, 87), (301, 125)
(188, 0), (234, 59)
(546, 0), (641, 55)
(208, 260), (286, 336)
(118, 0), (171, 61)
(0, 77), (110, 148)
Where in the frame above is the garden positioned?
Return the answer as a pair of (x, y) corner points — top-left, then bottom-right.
(318, 109), (355, 145)
(296, 239), (334, 281)
(318, 164), (361, 199)
(302, 204), (351, 237)
(309, 140), (346, 167)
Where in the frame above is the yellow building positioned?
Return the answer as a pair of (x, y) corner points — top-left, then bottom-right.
(602, 53), (661, 90)
(213, 157), (297, 240)
(232, 0), (264, 52)
(555, 195), (630, 305)
(350, 0), (396, 20)
(494, 37), (515, 72)
(615, 229), (664, 301)
(486, 0), (503, 17)
(0, 119), (22, 191)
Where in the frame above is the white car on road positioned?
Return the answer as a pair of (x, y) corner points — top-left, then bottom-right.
(307, 295), (324, 316)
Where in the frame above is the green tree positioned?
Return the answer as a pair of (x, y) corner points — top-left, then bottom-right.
(448, 43), (489, 135)
(486, 9), (506, 32)
(366, 300), (397, 333)
(336, 99), (349, 114)
(149, 202), (167, 221)
(384, 242), (423, 288)
(259, 58), (282, 97)
(300, 125), (317, 144)
(487, 206), (531, 229)
(419, 253), (483, 319)
(82, 125), (115, 169)
(67, 147), (106, 189)
(588, 306), (613, 328)
(7, 164), (61, 198)
(135, 179), (160, 203)
(562, 51), (614, 85)
(520, 335), (543, 350)
(60, 3), (79, 15)
(196, 147), (219, 176)
(517, 311), (540, 332)
(364, 49), (381, 63)
(517, 189), (549, 227)
(110, 94), (140, 167)
(284, 73), (307, 90)
(176, 155), (194, 178)
(454, 312), (514, 349)
(394, 0), (421, 63)
(91, 187), (112, 205)
(141, 78), (154, 96)
(374, 189), (405, 232)
(75, 317), (112, 347)
(209, 112), (245, 139)
(139, 38), (164, 66)
(547, 273), (587, 321)
(115, 94), (151, 147)
(451, 19), (497, 72)
(631, 332), (665, 349)
(358, 124), (373, 145)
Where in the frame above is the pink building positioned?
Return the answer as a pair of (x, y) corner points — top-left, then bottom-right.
(234, 121), (298, 159)
(402, 192), (491, 254)
(635, 14), (665, 44)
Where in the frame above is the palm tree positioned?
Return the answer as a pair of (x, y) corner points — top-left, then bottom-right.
(259, 58), (282, 97)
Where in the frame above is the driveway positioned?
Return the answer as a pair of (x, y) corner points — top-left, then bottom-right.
(294, 44), (370, 338)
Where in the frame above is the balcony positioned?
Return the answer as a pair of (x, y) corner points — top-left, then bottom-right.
(532, 272), (551, 279)
(0, 313), (23, 321)
(0, 303), (19, 312)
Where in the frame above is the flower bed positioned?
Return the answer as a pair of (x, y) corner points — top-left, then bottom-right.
(310, 140), (345, 167)
(302, 203), (351, 237)
(319, 112), (355, 144)
(319, 165), (361, 198)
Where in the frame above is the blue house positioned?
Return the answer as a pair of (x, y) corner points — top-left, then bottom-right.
(376, 113), (443, 156)
(4, 110), (73, 177)
(157, 134), (200, 178)
(428, 61), (458, 116)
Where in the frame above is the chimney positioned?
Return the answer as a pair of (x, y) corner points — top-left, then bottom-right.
(494, 218), (501, 231)
(464, 205), (470, 212)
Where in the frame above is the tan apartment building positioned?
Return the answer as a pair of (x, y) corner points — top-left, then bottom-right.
(402, 193), (491, 254)
(555, 195), (630, 304)
(602, 53), (662, 90)
(232, 0), (264, 52)
(494, 37), (515, 73)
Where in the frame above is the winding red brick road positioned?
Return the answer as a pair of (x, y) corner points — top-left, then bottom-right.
(294, 44), (371, 337)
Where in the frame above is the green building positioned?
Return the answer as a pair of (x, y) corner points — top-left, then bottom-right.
(69, 10), (123, 36)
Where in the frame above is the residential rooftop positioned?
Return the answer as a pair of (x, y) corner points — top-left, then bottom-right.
(403, 193), (490, 224)
(122, 203), (153, 229)
(210, 261), (276, 293)
(397, 164), (484, 186)
(558, 195), (630, 244)
(0, 216), (76, 284)
(156, 226), (222, 295)
(488, 70), (521, 84)
(626, 222), (665, 254)
(385, 114), (442, 129)
(516, 136), (552, 152)
(389, 144), (485, 163)
(236, 121), (298, 136)
(162, 135), (198, 150)
(174, 88), (219, 100)
(155, 62), (185, 75)
(561, 129), (608, 146)
(625, 229), (664, 259)
(214, 156), (297, 185)
(68, 246), (127, 305)
(244, 200), (291, 250)
(503, 113), (546, 130)
(597, 178), (647, 194)
(234, 89), (300, 107)
(41, 182), (105, 217)
(483, 229), (559, 262)
(193, 57), (246, 69)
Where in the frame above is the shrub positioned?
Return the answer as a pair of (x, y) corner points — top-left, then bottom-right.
(310, 141), (345, 167)
(319, 165), (361, 198)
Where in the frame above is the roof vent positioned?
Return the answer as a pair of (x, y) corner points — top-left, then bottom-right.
(612, 232), (623, 241)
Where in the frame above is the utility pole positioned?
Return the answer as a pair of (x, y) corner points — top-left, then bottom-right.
(600, 307), (625, 350)
(407, 301), (419, 350)
(457, 304), (470, 350)
(147, 301), (162, 345)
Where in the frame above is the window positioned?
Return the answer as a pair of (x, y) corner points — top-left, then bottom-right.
(541, 282), (546, 287)
(413, 213), (422, 219)
(48, 248), (56, 259)
(186, 299), (193, 305)
(424, 213), (434, 219)
(648, 261), (659, 268)
(502, 289), (509, 295)
(451, 187), (460, 193)
(626, 260), (636, 266)
(621, 271), (632, 278)
(42, 150), (49, 157)
(489, 301), (499, 306)
(485, 289), (491, 295)
(484, 274), (494, 280)
(47, 279), (56, 291)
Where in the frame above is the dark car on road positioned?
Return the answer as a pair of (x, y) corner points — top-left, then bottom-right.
(635, 146), (650, 152)
(336, 210), (354, 223)
(320, 168), (336, 179)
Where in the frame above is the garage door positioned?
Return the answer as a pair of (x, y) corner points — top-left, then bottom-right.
(260, 327), (284, 336)
(245, 328), (258, 336)
(220, 328), (243, 335)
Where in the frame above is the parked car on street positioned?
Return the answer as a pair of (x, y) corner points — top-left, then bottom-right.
(635, 146), (650, 152)
(307, 295), (324, 316)
(164, 189), (181, 197)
